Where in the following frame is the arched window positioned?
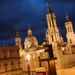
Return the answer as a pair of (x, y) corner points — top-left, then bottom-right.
(70, 39), (72, 44)
(51, 35), (54, 41)
(49, 19), (51, 27)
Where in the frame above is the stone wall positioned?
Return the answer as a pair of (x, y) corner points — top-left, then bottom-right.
(60, 54), (75, 68)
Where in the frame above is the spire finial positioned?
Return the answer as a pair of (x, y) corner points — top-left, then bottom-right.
(16, 31), (19, 37)
(47, 1), (52, 13)
(28, 24), (31, 30)
(66, 15), (69, 21)
(27, 24), (32, 36)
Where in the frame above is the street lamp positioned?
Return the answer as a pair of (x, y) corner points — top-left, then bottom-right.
(26, 53), (31, 75)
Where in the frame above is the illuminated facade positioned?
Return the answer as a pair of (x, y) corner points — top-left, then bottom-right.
(0, 46), (22, 75)
(65, 15), (75, 45)
(23, 27), (39, 72)
(1, 2), (75, 75)
(21, 3), (75, 70)
(46, 3), (63, 45)
(0, 32), (23, 75)
(24, 27), (38, 51)
(43, 3), (75, 68)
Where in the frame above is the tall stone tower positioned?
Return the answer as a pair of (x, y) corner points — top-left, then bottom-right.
(65, 15), (75, 45)
(15, 32), (23, 57)
(15, 32), (22, 49)
(46, 3), (63, 68)
(46, 3), (62, 46)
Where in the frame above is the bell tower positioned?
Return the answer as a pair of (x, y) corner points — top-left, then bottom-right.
(65, 15), (75, 45)
(45, 2), (63, 69)
(46, 2), (63, 45)
(15, 32), (22, 49)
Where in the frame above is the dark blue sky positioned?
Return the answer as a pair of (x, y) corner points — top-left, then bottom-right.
(0, 0), (75, 45)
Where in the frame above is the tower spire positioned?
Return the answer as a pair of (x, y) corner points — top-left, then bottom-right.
(47, 1), (52, 13)
(66, 15), (70, 22)
(16, 31), (19, 38)
(28, 24), (30, 29)
(28, 24), (31, 30)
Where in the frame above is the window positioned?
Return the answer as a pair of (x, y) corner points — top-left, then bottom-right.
(12, 66), (14, 70)
(67, 28), (69, 32)
(4, 63), (8, 67)
(70, 39), (72, 44)
(0, 64), (1, 67)
(17, 60), (21, 64)
(3, 50), (6, 53)
(7, 51), (10, 58)
(18, 64), (20, 68)
(51, 35), (54, 41)
(4, 55), (6, 59)
(11, 61), (14, 65)
(5, 67), (7, 72)
(17, 50), (19, 53)
(49, 19), (51, 27)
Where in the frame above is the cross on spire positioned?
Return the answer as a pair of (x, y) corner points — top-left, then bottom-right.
(16, 32), (19, 38)
(66, 15), (70, 22)
(28, 24), (31, 30)
(47, 0), (52, 13)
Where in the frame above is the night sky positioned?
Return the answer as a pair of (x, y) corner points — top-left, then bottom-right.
(0, 0), (75, 45)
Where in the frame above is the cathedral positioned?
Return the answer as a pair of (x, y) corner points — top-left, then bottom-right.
(0, 1), (75, 75)
(15, 2), (75, 74)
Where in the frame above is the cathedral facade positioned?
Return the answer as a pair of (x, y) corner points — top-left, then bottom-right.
(16, 2), (75, 74)
(0, 2), (75, 75)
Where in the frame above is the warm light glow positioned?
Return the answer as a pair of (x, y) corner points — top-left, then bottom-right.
(50, 60), (56, 73)
(36, 49), (45, 54)
(50, 60), (55, 65)
(26, 53), (31, 62)
(62, 47), (65, 51)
